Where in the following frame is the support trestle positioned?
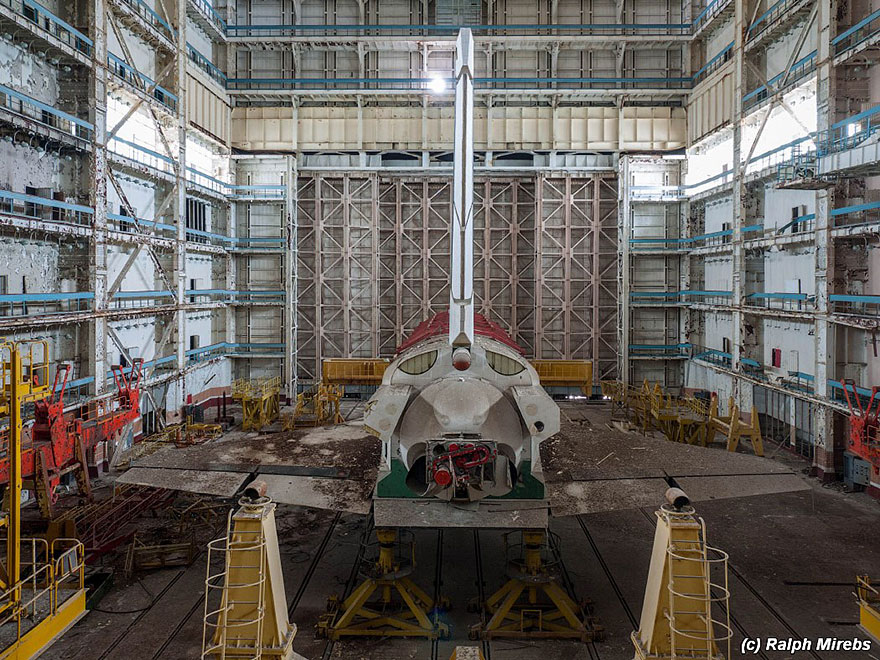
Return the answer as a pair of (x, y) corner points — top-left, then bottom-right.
(469, 530), (602, 642)
(317, 528), (449, 640)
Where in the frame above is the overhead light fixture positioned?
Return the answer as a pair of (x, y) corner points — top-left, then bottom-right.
(428, 75), (447, 94)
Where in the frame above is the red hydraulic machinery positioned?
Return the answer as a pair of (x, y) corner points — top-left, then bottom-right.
(0, 358), (144, 517)
(841, 379), (880, 468)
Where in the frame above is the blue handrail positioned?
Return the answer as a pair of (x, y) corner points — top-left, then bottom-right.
(0, 82), (93, 137)
(3, 0), (93, 54)
(107, 53), (179, 110)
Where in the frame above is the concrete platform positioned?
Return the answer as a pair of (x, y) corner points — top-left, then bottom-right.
(42, 402), (880, 660)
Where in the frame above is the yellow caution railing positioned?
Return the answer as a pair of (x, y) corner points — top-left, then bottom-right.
(322, 359), (388, 386)
(531, 360), (593, 394)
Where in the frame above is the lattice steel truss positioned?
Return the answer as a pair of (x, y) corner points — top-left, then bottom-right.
(295, 173), (618, 385)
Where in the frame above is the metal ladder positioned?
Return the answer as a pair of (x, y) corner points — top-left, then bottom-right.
(202, 509), (268, 659)
(665, 514), (731, 660)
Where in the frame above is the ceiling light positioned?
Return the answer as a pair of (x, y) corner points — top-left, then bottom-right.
(428, 75), (447, 94)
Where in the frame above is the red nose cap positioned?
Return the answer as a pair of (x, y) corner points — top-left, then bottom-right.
(452, 347), (471, 371)
(433, 467), (452, 487)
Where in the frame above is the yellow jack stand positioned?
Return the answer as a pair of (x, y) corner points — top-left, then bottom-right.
(708, 396), (765, 456)
(632, 489), (732, 660)
(470, 530), (601, 641)
(202, 483), (303, 659)
(317, 528), (448, 640)
(857, 576), (880, 643)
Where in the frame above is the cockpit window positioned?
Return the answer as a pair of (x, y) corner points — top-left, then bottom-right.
(486, 350), (525, 376)
(399, 350), (438, 375)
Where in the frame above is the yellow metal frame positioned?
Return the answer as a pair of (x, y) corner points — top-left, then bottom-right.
(203, 496), (297, 659)
(601, 380), (765, 456)
(321, 359), (387, 386)
(286, 383), (344, 430)
(857, 576), (880, 643)
(317, 529), (448, 640)
(531, 360), (593, 395)
(233, 377), (281, 431)
(0, 341), (86, 659)
(632, 505), (731, 660)
(471, 531), (600, 642)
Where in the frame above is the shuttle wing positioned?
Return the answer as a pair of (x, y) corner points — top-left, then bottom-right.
(542, 424), (809, 517)
(116, 423), (381, 514)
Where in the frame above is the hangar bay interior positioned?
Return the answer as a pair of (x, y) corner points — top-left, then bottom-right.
(0, 0), (878, 658)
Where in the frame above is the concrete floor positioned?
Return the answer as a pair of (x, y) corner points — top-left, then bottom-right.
(42, 402), (880, 660)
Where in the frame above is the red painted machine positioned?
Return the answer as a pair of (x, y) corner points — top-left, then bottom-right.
(841, 379), (880, 467)
(0, 359), (144, 517)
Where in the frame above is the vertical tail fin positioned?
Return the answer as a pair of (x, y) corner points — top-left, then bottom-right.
(449, 28), (475, 348)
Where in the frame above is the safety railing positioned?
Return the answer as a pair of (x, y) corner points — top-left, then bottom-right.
(0, 83), (93, 140)
(629, 290), (733, 306)
(629, 343), (692, 358)
(0, 292), (94, 319)
(746, 0), (802, 42)
(758, 213), (814, 238)
(750, 136), (815, 178)
(0, 188), (93, 227)
(0, 0), (93, 56)
(680, 290), (733, 305)
(186, 341), (228, 364)
(107, 211), (178, 239)
(190, 0), (227, 32)
(691, 345), (733, 368)
(833, 9), (880, 56)
(227, 184), (286, 200)
(109, 135), (175, 174)
(692, 0), (732, 33)
(187, 44), (227, 87)
(226, 75), (692, 92)
(109, 290), (176, 309)
(815, 104), (880, 157)
(829, 294), (880, 318)
(831, 200), (880, 229)
(113, 0), (176, 42)
(744, 291), (815, 312)
(628, 236), (689, 251)
(0, 538), (84, 639)
(225, 22), (692, 39)
(691, 42), (733, 87)
(742, 50), (816, 112)
(107, 53), (178, 112)
(828, 379), (874, 407)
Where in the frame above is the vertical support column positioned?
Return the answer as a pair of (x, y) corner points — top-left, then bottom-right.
(174, 0), (187, 416)
(562, 176), (572, 358)
(370, 175), (379, 357)
(342, 175), (351, 356)
(618, 157), (632, 386)
(90, 0), (108, 394)
(731, 0), (745, 404)
(535, 175), (545, 359)
(284, 155), (298, 398)
(591, 176), (601, 385)
(314, 176), (323, 382)
(813, 0), (836, 479)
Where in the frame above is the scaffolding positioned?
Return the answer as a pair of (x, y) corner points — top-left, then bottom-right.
(233, 377), (281, 431)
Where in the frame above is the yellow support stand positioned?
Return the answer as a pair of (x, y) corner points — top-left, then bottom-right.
(202, 483), (302, 659)
(708, 397), (765, 456)
(857, 576), (880, 643)
(470, 530), (601, 641)
(317, 529), (448, 640)
(0, 342), (87, 659)
(288, 383), (344, 429)
(233, 377), (281, 431)
(632, 489), (732, 660)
